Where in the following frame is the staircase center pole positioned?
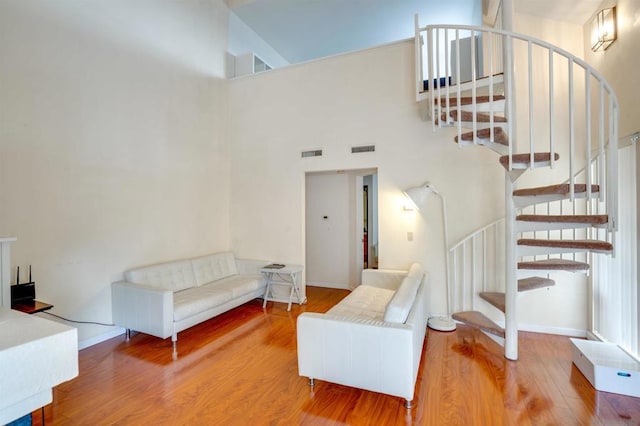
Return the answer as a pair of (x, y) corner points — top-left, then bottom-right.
(505, 174), (518, 360)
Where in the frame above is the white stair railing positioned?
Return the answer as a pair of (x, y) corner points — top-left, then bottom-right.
(448, 219), (505, 313)
(416, 19), (620, 360)
(415, 22), (619, 232)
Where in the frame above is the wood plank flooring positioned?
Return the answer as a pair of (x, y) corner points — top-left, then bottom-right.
(34, 286), (640, 425)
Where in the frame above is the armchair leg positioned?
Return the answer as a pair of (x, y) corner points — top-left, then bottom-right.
(404, 399), (413, 409)
(308, 378), (315, 387)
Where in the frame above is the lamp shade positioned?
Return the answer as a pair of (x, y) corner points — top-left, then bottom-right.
(404, 187), (427, 209)
(403, 184), (439, 209)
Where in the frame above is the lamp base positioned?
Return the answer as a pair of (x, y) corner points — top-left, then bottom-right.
(428, 316), (457, 332)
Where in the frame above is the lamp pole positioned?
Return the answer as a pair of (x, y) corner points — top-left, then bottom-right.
(426, 186), (456, 331)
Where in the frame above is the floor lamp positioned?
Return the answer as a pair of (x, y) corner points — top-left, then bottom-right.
(404, 183), (456, 332)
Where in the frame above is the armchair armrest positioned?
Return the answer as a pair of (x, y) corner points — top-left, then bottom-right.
(111, 281), (173, 339)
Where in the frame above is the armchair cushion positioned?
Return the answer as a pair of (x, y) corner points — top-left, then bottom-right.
(327, 285), (394, 321)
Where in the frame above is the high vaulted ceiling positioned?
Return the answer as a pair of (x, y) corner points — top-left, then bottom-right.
(228, 0), (602, 64)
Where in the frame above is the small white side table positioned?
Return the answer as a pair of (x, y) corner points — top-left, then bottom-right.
(261, 264), (305, 311)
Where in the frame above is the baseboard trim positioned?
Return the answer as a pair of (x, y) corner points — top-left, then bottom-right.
(306, 281), (351, 290)
(78, 327), (126, 350)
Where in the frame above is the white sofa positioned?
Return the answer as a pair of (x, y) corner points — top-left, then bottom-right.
(112, 252), (267, 349)
(297, 263), (428, 408)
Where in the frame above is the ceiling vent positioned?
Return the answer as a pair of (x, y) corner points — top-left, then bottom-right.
(351, 145), (375, 153)
(301, 149), (323, 158)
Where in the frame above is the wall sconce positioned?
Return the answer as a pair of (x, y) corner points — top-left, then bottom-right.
(591, 6), (617, 52)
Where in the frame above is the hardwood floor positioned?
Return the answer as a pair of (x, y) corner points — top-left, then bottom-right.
(35, 286), (640, 425)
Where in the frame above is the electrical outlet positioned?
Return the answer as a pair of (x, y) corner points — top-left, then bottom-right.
(407, 231), (413, 241)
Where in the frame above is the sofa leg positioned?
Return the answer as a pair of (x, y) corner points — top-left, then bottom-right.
(171, 330), (178, 358)
(125, 329), (131, 340)
(308, 378), (315, 387)
(404, 399), (413, 409)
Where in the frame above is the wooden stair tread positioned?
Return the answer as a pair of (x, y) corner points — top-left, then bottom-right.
(455, 127), (509, 145)
(518, 258), (590, 271)
(479, 292), (505, 312)
(444, 110), (507, 123)
(434, 95), (505, 107)
(518, 276), (555, 291)
(499, 152), (560, 168)
(516, 214), (608, 225)
(452, 311), (505, 338)
(513, 183), (600, 197)
(479, 278), (555, 313)
(518, 239), (613, 252)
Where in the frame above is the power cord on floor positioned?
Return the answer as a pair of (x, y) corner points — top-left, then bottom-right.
(43, 311), (115, 327)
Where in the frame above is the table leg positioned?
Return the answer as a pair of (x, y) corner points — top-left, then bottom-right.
(262, 272), (272, 308)
(287, 272), (295, 311)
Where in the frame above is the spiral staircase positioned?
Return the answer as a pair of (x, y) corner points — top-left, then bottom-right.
(414, 20), (619, 360)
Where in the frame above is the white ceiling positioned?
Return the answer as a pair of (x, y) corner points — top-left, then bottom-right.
(229, 0), (601, 64)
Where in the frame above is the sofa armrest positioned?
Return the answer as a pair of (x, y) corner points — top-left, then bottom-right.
(297, 313), (416, 400)
(235, 258), (271, 275)
(361, 269), (408, 291)
(111, 281), (174, 339)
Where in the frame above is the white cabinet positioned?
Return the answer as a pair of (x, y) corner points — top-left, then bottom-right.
(234, 52), (272, 77)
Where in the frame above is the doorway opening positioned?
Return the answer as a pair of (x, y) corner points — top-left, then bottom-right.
(305, 168), (378, 290)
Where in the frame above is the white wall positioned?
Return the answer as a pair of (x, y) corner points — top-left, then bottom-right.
(0, 0), (231, 347)
(583, 0), (640, 139)
(583, 0), (640, 353)
(228, 40), (505, 320)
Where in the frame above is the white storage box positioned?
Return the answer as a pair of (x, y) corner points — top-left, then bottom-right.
(571, 338), (640, 398)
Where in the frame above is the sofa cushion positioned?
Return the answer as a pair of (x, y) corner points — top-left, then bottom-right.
(124, 259), (197, 292)
(383, 274), (422, 324)
(327, 285), (395, 321)
(173, 274), (264, 321)
(191, 252), (238, 287)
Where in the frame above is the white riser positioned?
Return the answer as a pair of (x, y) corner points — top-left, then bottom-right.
(507, 160), (554, 170)
(516, 222), (608, 232)
(458, 139), (509, 155)
(437, 99), (506, 113)
(442, 121), (506, 131)
(516, 269), (588, 278)
(513, 193), (599, 208)
(518, 246), (611, 256)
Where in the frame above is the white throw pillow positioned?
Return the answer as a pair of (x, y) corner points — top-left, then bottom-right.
(383, 275), (421, 323)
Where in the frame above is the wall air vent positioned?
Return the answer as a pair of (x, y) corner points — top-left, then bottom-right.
(301, 149), (323, 158)
(351, 145), (375, 153)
